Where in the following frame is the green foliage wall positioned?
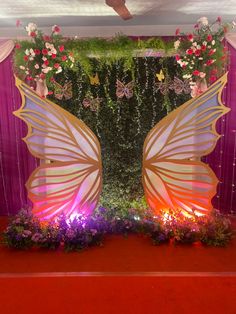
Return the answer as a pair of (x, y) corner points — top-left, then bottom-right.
(52, 57), (190, 211)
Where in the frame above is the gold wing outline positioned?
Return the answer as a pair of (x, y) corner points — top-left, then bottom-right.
(142, 73), (230, 218)
(14, 77), (102, 220)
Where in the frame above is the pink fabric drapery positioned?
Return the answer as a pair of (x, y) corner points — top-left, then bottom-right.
(0, 42), (236, 215)
(0, 53), (37, 215)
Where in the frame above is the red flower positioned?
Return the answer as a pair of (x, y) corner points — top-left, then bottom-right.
(195, 49), (201, 57)
(59, 45), (64, 52)
(39, 73), (46, 80)
(26, 76), (33, 81)
(15, 43), (21, 49)
(34, 49), (41, 55)
(175, 54), (181, 61)
(208, 49), (215, 56)
(43, 35), (51, 41)
(61, 55), (67, 61)
(175, 28), (180, 36)
(210, 75), (217, 83)
(193, 70), (200, 76)
(194, 23), (199, 29)
(206, 34), (212, 42)
(23, 55), (29, 61)
(30, 31), (37, 38)
(206, 59), (214, 66)
(48, 91), (53, 95)
(44, 60), (49, 66)
(54, 63), (60, 69)
(52, 25), (61, 33)
(211, 69), (218, 75)
(50, 77), (55, 82)
(186, 49), (193, 55)
(51, 54), (57, 59)
(42, 49), (48, 55)
(16, 19), (21, 27)
(201, 45), (207, 51)
(187, 34), (193, 41)
(221, 55), (227, 61)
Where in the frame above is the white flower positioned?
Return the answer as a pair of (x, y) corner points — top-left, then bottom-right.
(29, 48), (35, 56)
(212, 40), (215, 45)
(29, 56), (34, 61)
(203, 41), (207, 46)
(183, 74), (192, 79)
(198, 57), (203, 60)
(197, 16), (208, 26)
(174, 40), (180, 50)
(69, 55), (74, 63)
(25, 70), (29, 75)
(192, 42), (197, 47)
(25, 49), (30, 56)
(208, 45), (211, 49)
(232, 21), (236, 28)
(34, 64), (39, 69)
(55, 66), (62, 74)
(197, 45), (201, 49)
(42, 67), (52, 73)
(199, 72), (206, 78)
(20, 65), (25, 70)
(25, 22), (38, 35)
(189, 66), (193, 69)
(42, 56), (47, 61)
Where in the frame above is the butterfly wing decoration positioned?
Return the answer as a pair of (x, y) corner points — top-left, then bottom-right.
(156, 69), (165, 81)
(89, 73), (100, 86)
(116, 80), (134, 99)
(54, 81), (73, 100)
(171, 76), (191, 95)
(156, 78), (172, 95)
(143, 74), (229, 218)
(14, 78), (102, 221)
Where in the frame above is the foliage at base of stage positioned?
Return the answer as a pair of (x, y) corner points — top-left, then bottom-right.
(2, 208), (233, 251)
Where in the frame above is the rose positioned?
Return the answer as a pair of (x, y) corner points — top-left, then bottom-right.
(25, 22), (38, 36)
(15, 43), (21, 49)
(43, 35), (51, 41)
(61, 55), (67, 61)
(175, 54), (181, 61)
(187, 34), (194, 42)
(206, 34), (213, 42)
(197, 16), (208, 26)
(195, 49), (201, 57)
(217, 16), (222, 23)
(42, 49), (48, 55)
(51, 54), (57, 59)
(193, 70), (200, 76)
(34, 49), (41, 55)
(54, 63), (60, 69)
(52, 25), (61, 34)
(59, 45), (64, 52)
(30, 31), (37, 37)
(201, 45), (207, 51)
(186, 49), (193, 55)
(44, 60), (49, 66)
(175, 28), (180, 36)
(23, 55), (29, 61)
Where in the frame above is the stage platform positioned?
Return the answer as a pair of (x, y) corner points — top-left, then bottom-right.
(0, 217), (236, 314)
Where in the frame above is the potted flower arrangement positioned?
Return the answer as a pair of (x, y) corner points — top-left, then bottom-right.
(14, 23), (75, 97)
(174, 16), (235, 97)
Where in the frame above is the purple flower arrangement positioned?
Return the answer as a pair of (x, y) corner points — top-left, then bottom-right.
(2, 207), (234, 251)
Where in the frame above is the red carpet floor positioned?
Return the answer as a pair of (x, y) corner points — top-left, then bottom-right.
(0, 217), (236, 313)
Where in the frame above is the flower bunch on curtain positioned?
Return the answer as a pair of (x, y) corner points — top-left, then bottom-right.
(14, 23), (75, 87)
(174, 16), (235, 97)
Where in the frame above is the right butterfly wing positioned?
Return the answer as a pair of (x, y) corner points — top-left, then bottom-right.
(143, 74), (229, 217)
(14, 78), (102, 220)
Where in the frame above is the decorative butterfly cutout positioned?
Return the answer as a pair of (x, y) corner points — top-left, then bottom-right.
(156, 69), (165, 81)
(54, 81), (73, 100)
(82, 96), (102, 112)
(116, 80), (134, 99)
(89, 73), (100, 86)
(14, 74), (229, 220)
(170, 76), (191, 95)
(155, 78), (172, 95)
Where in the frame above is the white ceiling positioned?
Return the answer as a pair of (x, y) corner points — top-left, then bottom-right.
(0, 0), (236, 37)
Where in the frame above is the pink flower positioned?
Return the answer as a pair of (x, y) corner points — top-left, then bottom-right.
(30, 31), (37, 38)
(217, 16), (222, 23)
(193, 70), (200, 76)
(206, 59), (214, 66)
(52, 25), (61, 34)
(206, 34), (212, 42)
(51, 54), (57, 59)
(208, 49), (215, 56)
(16, 20), (21, 27)
(48, 91), (53, 95)
(59, 45), (64, 52)
(39, 73), (46, 80)
(43, 35), (51, 41)
(186, 49), (193, 55)
(54, 63), (60, 69)
(175, 28), (180, 36)
(61, 55), (67, 61)
(42, 49), (48, 55)
(15, 43), (21, 49)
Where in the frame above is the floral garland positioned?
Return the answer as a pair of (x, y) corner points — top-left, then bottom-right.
(15, 22), (75, 94)
(174, 16), (235, 97)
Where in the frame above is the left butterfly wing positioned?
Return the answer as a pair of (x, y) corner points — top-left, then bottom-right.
(143, 73), (229, 217)
(116, 79), (125, 98)
(14, 77), (102, 220)
(54, 81), (64, 100)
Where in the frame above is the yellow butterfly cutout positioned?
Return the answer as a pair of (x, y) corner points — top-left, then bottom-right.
(156, 69), (165, 81)
(89, 73), (100, 86)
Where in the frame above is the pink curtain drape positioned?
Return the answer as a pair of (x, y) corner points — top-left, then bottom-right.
(0, 42), (236, 215)
(0, 53), (37, 215)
